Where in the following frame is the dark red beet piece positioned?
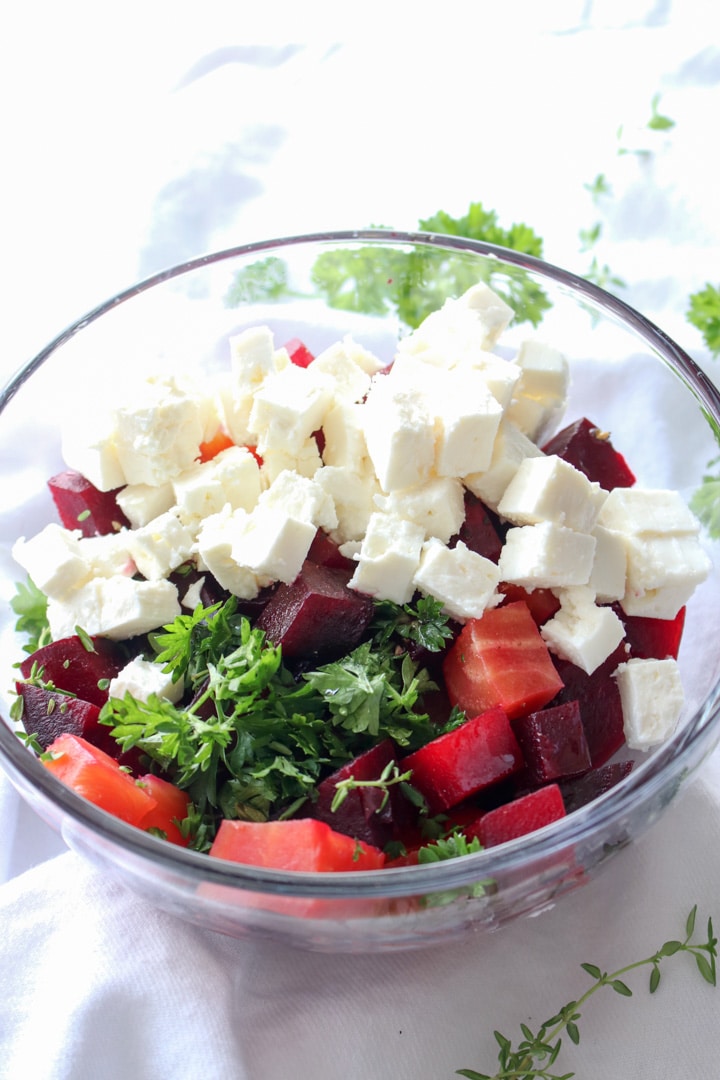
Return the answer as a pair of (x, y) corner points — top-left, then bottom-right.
(542, 417), (636, 489)
(16, 683), (144, 771)
(19, 635), (128, 708)
(476, 783), (566, 848)
(307, 530), (356, 573)
(399, 706), (524, 814)
(453, 492), (505, 562)
(284, 337), (315, 368)
(551, 642), (628, 767)
(311, 739), (402, 848)
(48, 470), (130, 538)
(511, 700), (591, 785)
(614, 604), (686, 660)
(254, 560), (374, 660)
(560, 760), (634, 814)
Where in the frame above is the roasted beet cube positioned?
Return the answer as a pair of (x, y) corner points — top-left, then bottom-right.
(476, 783), (566, 848)
(511, 701), (591, 785)
(542, 417), (636, 489)
(311, 739), (402, 848)
(399, 706), (524, 814)
(560, 760), (634, 814)
(307, 530), (356, 573)
(16, 683), (144, 771)
(498, 582), (561, 626)
(454, 492), (505, 562)
(616, 604), (686, 660)
(254, 560), (374, 660)
(48, 470), (130, 537)
(19, 635), (128, 707)
(551, 643), (628, 767)
(284, 337), (315, 368)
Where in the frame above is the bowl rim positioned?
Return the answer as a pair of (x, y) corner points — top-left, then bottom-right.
(2, 227), (720, 901)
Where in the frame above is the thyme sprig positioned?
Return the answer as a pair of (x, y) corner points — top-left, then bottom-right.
(457, 906), (717, 1080)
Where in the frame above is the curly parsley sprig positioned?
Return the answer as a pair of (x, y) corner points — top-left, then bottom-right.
(457, 906), (717, 1080)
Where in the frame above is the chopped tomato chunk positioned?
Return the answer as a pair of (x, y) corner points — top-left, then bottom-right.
(136, 774), (192, 846)
(198, 429), (235, 462)
(42, 733), (156, 826)
(210, 818), (386, 872)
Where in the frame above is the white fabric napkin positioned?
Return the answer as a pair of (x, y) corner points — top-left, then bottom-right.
(3, 6), (720, 1079)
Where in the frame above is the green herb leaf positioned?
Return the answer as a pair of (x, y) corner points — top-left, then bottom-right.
(687, 283), (720, 358)
(11, 577), (51, 655)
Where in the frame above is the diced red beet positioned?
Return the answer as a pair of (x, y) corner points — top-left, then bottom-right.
(511, 700), (591, 785)
(48, 470), (130, 538)
(542, 417), (636, 489)
(551, 643), (628, 767)
(16, 683), (144, 771)
(560, 760), (634, 814)
(284, 337), (315, 368)
(453, 492), (505, 562)
(19, 635), (129, 707)
(476, 783), (566, 848)
(307, 530), (356, 572)
(498, 583), (561, 626)
(311, 739), (403, 848)
(399, 706), (524, 814)
(614, 604), (686, 660)
(255, 560), (374, 660)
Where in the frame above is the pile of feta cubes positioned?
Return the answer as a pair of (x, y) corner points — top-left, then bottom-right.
(13, 282), (712, 750)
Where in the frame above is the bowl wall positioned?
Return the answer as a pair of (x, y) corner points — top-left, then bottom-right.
(2, 230), (720, 951)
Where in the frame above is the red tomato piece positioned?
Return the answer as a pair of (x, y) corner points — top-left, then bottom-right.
(42, 733), (157, 826)
(399, 706), (523, 813)
(136, 774), (192, 846)
(443, 601), (564, 721)
(198, 429), (235, 462)
(209, 818), (386, 872)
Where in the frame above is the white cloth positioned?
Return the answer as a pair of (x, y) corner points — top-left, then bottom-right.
(3, 4), (720, 1078)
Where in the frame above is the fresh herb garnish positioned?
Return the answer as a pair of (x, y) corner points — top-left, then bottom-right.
(687, 283), (720, 359)
(457, 906), (717, 1080)
(330, 759), (413, 814)
(371, 595), (453, 653)
(11, 577), (51, 654)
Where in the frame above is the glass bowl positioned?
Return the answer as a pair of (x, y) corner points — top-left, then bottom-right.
(2, 229), (720, 953)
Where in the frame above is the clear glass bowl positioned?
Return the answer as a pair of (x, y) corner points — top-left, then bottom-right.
(2, 230), (720, 952)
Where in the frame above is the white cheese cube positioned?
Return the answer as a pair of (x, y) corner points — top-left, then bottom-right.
(588, 524), (627, 603)
(172, 445), (262, 523)
(498, 521), (596, 589)
(180, 575), (206, 611)
(459, 281), (515, 347)
(321, 402), (371, 472)
(249, 365), (332, 456)
(126, 510), (196, 581)
(614, 656), (685, 750)
(348, 512), (425, 603)
(229, 326), (279, 387)
(116, 482), (175, 528)
(513, 340), (569, 400)
(433, 371), (503, 477)
(108, 657), (184, 704)
(307, 337), (377, 403)
(113, 376), (208, 487)
(13, 525), (89, 601)
(374, 477), (465, 544)
(467, 354), (521, 410)
(258, 469), (337, 532)
(77, 531), (135, 579)
(464, 419), (544, 511)
(413, 538), (501, 620)
(231, 505), (316, 585)
(619, 582), (699, 620)
(315, 466), (380, 544)
(597, 488), (701, 537)
(195, 508), (261, 599)
(259, 439), (324, 484)
(619, 535), (711, 619)
(62, 409), (126, 493)
(497, 455), (607, 534)
(362, 380), (435, 492)
(540, 586), (625, 675)
(47, 576), (180, 640)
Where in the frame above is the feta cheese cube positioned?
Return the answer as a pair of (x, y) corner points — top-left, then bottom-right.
(614, 656), (685, 750)
(260, 439), (323, 484)
(172, 445), (262, 523)
(433, 371), (503, 477)
(108, 657), (184, 704)
(348, 512), (425, 603)
(374, 476), (465, 544)
(540, 586), (625, 674)
(497, 455), (607, 534)
(306, 337), (377, 403)
(231, 505), (317, 585)
(597, 488), (701, 536)
(47, 576), (180, 640)
(321, 402), (371, 472)
(116, 482), (175, 528)
(414, 538), (501, 620)
(195, 508), (261, 599)
(315, 466), (380, 544)
(464, 418), (544, 511)
(588, 524), (627, 603)
(498, 521), (596, 589)
(505, 340), (568, 440)
(258, 469), (337, 533)
(362, 380), (435, 492)
(249, 365), (331, 455)
(13, 525), (89, 601)
(126, 510), (196, 580)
